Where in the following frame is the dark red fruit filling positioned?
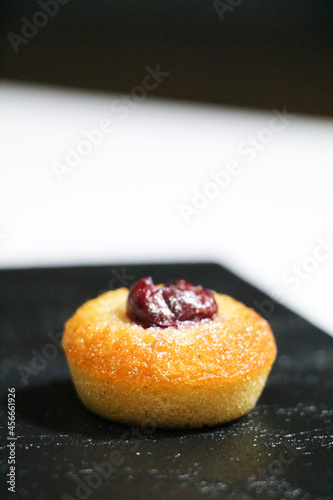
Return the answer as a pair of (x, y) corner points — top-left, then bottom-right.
(127, 277), (218, 329)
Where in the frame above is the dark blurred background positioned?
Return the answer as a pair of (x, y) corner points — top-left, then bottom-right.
(1, 0), (333, 117)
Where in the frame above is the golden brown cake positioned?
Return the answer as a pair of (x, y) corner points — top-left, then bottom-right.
(62, 278), (277, 428)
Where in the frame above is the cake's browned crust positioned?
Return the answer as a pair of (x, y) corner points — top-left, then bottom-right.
(62, 289), (277, 427)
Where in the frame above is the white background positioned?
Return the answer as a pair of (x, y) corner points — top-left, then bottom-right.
(1, 82), (332, 336)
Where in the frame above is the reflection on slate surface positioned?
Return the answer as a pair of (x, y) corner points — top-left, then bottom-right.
(1, 263), (332, 500)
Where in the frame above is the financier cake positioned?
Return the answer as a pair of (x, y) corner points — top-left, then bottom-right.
(62, 277), (277, 428)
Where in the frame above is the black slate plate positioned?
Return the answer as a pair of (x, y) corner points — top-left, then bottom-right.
(0, 263), (332, 500)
